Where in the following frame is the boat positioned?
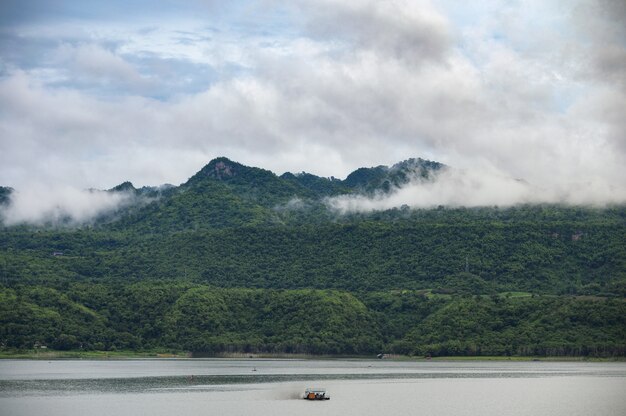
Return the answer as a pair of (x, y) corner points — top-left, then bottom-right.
(304, 388), (330, 400)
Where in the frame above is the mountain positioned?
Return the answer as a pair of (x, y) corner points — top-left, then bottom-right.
(0, 157), (624, 357)
(184, 157), (308, 202)
(0, 157), (446, 231)
(108, 157), (299, 231)
(183, 156), (444, 201)
(104, 156), (445, 231)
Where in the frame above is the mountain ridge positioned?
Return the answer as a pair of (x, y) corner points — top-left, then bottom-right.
(107, 156), (446, 198)
(98, 156), (446, 231)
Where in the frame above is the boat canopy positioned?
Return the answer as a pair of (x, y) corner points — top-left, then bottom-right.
(305, 388), (326, 393)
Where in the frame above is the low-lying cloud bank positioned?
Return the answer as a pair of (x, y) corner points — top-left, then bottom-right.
(2, 164), (625, 226)
(326, 168), (626, 213)
(0, 185), (137, 226)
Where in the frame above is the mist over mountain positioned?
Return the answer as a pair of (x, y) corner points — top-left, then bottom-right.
(0, 185), (136, 227)
(2, 156), (623, 227)
(1, 156), (625, 357)
(0, 156), (441, 226)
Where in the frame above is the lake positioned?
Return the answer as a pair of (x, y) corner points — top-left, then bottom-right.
(1, 359), (625, 416)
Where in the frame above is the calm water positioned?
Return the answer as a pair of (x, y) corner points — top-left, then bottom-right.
(1, 359), (625, 416)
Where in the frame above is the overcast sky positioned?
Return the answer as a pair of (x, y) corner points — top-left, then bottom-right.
(1, 0), (624, 201)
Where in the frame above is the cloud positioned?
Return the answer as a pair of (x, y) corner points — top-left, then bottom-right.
(292, 0), (452, 63)
(326, 166), (626, 213)
(52, 43), (153, 92)
(0, 185), (136, 226)
(0, 0), (624, 209)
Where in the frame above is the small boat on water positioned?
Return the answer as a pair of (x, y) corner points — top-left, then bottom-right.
(304, 388), (330, 400)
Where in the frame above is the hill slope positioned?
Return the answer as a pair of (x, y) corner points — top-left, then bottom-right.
(0, 157), (624, 356)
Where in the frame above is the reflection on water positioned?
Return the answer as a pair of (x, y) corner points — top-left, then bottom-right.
(1, 360), (625, 416)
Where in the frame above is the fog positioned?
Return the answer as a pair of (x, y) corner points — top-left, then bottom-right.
(0, 185), (136, 226)
(326, 167), (626, 213)
(3, 161), (625, 225)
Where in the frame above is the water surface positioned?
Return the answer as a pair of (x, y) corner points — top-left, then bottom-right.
(1, 359), (624, 416)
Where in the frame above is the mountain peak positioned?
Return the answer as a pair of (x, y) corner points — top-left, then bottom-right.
(183, 157), (286, 193)
(207, 157), (237, 179)
(108, 181), (136, 193)
(186, 157), (246, 184)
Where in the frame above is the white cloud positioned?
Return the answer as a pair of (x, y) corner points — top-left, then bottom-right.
(0, 0), (624, 210)
(0, 185), (135, 226)
(326, 167), (626, 213)
(293, 0), (452, 62)
(53, 43), (152, 91)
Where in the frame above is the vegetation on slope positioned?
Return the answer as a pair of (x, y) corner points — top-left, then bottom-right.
(0, 157), (625, 357)
(1, 284), (624, 357)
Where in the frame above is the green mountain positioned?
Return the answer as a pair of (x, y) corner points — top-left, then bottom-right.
(184, 157), (309, 202)
(0, 157), (624, 357)
(103, 156), (446, 231)
(344, 158), (444, 192)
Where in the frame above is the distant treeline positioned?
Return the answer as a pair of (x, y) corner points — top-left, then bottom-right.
(1, 283), (624, 357)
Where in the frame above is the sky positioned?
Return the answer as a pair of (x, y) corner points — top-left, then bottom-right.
(0, 0), (625, 218)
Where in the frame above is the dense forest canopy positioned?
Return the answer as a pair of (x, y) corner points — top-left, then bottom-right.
(1, 158), (624, 356)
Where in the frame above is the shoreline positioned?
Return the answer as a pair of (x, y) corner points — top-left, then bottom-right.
(1, 350), (624, 362)
(0, 350), (191, 360)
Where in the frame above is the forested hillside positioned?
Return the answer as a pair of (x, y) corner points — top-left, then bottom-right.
(1, 284), (624, 356)
(1, 158), (625, 357)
